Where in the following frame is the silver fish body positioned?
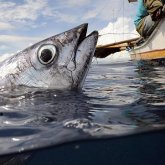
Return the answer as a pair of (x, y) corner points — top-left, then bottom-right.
(0, 24), (98, 89)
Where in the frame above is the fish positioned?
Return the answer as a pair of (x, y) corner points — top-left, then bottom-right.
(0, 24), (98, 90)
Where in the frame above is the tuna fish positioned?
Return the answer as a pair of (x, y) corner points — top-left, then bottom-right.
(0, 24), (98, 90)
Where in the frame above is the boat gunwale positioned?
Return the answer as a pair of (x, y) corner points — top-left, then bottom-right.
(130, 20), (163, 51)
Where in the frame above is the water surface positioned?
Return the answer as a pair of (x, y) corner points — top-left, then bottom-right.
(0, 60), (164, 156)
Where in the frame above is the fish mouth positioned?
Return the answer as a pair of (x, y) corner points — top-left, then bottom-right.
(77, 23), (88, 47)
(67, 23), (98, 72)
(64, 23), (98, 88)
(76, 23), (98, 50)
(69, 24), (98, 88)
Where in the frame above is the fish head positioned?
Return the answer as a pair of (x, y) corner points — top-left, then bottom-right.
(3, 24), (98, 89)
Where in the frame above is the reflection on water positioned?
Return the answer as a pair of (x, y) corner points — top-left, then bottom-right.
(136, 62), (165, 106)
(0, 60), (164, 157)
(86, 62), (165, 129)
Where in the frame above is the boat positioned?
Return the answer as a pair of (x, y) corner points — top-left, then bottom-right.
(95, 0), (165, 62)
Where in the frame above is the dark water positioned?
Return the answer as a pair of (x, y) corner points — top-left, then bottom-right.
(0, 60), (164, 163)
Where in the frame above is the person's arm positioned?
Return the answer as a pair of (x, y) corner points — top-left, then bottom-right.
(144, 0), (163, 21)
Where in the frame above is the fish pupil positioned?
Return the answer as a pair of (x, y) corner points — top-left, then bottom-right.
(40, 49), (53, 63)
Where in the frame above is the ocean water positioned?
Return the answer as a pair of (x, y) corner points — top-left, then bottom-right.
(0, 58), (164, 164)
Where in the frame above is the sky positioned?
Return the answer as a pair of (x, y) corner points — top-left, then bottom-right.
(0, 0), (138, 56)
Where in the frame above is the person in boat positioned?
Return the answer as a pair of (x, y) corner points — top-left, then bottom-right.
(134, 0), (165, 38)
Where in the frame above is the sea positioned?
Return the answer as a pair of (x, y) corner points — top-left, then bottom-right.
(0, 53), (164, 165)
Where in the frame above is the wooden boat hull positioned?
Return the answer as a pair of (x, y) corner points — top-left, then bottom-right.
(130, 19), (165, 61)
(131, 49), (165, 60)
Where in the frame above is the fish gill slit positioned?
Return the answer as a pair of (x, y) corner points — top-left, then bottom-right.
(29, 57), (37, 70)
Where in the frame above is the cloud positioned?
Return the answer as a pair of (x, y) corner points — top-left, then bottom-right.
(0, 0), (79, 26)
(82, 3), (107, 21)
(64, 0), (90, 7)
(97, 17), (139, 45)
(82, 8), (100, 20)
(0, 35), (41, 55)
(82, 0), (137, 22)
(0, 35), (40, 43)
(0, 45), (9, 51)
(0, 0), (48, 22)
(0, 0), (54, 29)
(0, 0), (137, 28)
(50, 0), (123, 23)
(54, 12), (77, 23)
(0, 22), (14, 30)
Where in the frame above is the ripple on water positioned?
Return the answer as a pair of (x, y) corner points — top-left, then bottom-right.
(0, 61), (164, 155)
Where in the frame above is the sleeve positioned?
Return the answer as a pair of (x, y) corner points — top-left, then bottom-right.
(144, 0), (163, 16)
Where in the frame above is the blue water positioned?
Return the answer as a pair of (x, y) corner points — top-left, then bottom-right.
(0, 60), (164, 161)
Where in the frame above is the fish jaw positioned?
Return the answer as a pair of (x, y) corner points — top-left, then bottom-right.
(71, 31), (98, 88)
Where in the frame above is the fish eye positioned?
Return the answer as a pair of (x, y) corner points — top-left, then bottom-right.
(37, 44), (57, 65)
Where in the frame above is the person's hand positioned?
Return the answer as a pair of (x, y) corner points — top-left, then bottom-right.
(152, 7), (163, 21)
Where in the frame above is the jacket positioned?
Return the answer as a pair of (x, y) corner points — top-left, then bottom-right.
(135, 0), (164, 36)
